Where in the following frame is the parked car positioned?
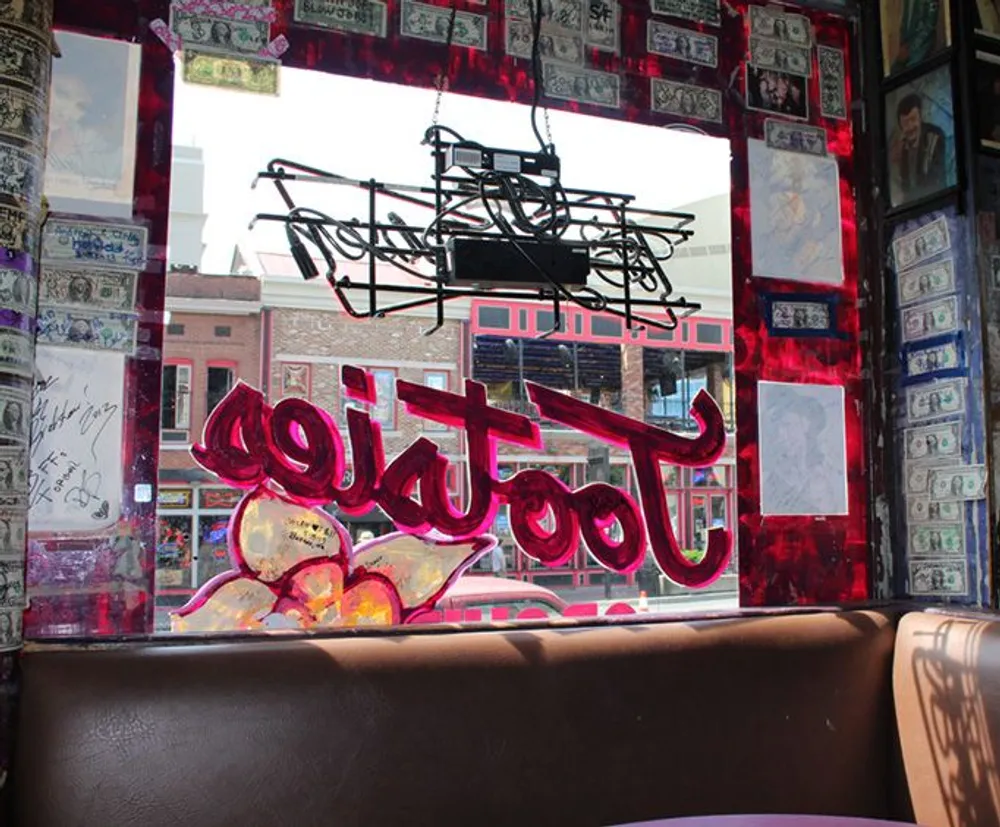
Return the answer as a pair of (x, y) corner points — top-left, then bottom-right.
(428, 575), (568, 622)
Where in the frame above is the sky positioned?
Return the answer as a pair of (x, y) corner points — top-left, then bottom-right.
(171, 63), (732, 274)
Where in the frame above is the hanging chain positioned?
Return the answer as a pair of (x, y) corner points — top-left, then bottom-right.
(430, 0), (459, 127)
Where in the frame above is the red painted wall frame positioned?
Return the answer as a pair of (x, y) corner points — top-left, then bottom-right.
(34, 0), (867, 637)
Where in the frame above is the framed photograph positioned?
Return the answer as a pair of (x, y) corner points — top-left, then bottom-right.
(976, 52), (1000, 152)
(976, 0), (1000, 38)
(884, 65), (958, 210)
(761, 292), (845, 339)
(746, 65), (808, 120)
(43, 31), (141, 218)
(880, 0), (951, 77)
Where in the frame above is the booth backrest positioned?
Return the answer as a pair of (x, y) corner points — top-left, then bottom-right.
(893, 610), (1000, 827)
(11, 610), (898, 827)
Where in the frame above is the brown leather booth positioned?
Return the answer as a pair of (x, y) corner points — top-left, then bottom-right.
(6, 607), (1000, 827)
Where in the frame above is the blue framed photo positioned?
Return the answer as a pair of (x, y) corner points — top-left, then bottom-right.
(902, 332), (965, 384)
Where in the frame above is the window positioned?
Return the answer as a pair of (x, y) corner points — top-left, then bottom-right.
(161, 363), (191, 439)
(214, 325), (231, 337)
(166, 323), (185, 335)
(206, 366), (234, 416)
(592, 316), (623, 337)
(643, 349), (734, 431)
(696, 323), (723, 345)
(423, 372), (448, 431)
(344, 368), (396, 428)
(478, 305), (510, 329)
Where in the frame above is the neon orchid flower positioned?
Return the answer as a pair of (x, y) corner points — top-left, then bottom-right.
(171, 487), (495, 633)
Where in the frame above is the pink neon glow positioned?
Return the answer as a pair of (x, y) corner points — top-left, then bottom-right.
(191, 367), (732, 588)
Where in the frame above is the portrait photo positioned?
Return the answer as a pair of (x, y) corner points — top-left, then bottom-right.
(880, 0), (951, 77)
(884, 65), (957, 210)
(746, 65), (808, 120)
(976, 0), (1000, 38)
(976, 52), (1000, 152)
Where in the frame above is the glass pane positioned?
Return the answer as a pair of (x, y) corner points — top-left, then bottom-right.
(196, 515), (231, 588)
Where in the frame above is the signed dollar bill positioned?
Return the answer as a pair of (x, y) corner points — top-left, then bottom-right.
(649, 0), (720, 27)
(897, 258), (954, 306)
(182, 49), (280, 95)
(0, 448), (27, 500)
(928, 465), (987, 501)
(893, 216), (951, 272)
(508, 0), (583, 30)
(909, 559), (967, 596)
(0, 25), (49, 90)
(294, 0), (387, 36)
(0, 557), (24, 608)
(817, 45), (846, 120)
(764, 119), (827, 156)
(749, 4), (811, 46)
(0, 85), (44, 148)
(39, 267), (137, 312)
(650, 77), (722, 123)
(507, 20), (583, 64)
(0, 607), (21, 650)
(0, 266), (33, 316)
(585, 0), (619, 51)
(42, 218), (148, 271)
(542, 62), (620, 108)
(749, 35), (811, 77)
(0, 0), (53, 36)
(0, 512), (25, 555)
(401, 0), (488, 49)
(905, 463), (949, 496)
(647, 20), (718, 67)
(906, 340), (960, 379)
(170, 9), (270, 55)
(908, 522), (965, 558)
(901, 296), (958, 343)
(36, 308), (138, 355)
(0, 329), (32, 379)
(906, 378), (965, 423)
(908, 496), (962, 524)
(0, 204), (33, 253)
(769, 299), (830, 331)
(0, 142), (41, 209)
(904, 421), (961, 463)
(0, 385), (29, 444)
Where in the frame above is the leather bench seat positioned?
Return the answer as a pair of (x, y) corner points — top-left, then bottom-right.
(10, 610), (898, 827)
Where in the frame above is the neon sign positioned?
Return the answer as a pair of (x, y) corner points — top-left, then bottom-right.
(172, 366), (731, 633)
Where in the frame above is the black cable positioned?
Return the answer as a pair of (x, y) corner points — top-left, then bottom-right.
(529, 0), (550, 155)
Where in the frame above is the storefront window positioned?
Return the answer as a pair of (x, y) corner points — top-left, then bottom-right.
(156, 515), (192, 592)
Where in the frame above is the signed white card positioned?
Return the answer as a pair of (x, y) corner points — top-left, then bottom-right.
(758, 381), (849, 516)
(748, 139), (845, 285)
(28, 346), (125, 533)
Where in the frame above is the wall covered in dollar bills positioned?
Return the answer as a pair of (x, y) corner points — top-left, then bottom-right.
(30, 0), (870, 635)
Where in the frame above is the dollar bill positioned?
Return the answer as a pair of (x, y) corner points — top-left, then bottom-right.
(542, 62), (620, 108)
(647, 20), (718, 67)
(764, 118), (827, 156)
(769, 299), (830, 331)
(749, 5), (811, 46)
(294, 0), (388, 36)
(928, 465), (987, 501)
(0, 266), (33, 316)
(909, 559), (967, 596)
(908, 523), (965, 558)
(0, 329), (31, 379)
(0, 0), (53, 37)
(749, 35), (811, 77)
(506, 20), (583, 64)
(0, 141), (40, 209)
(0, 448), (27, 499)
(906, 379), (965, 423)
(0, 557), (24, 608)
(36, 307), (137, 354)
(0, 607), (21, 650)
(400, 0), (487, 48)
(904, 421), (961, 463)
(901, 296), (958, 343)
(170, 9), (271, 56)
(817, 45), (846, 120)
(0, 511), (25, 555)
(507, 0), (583, 31)
(0, 385), (29, 444)
(649, 0), (720, 27)
(39, 266), (137, 312)
(585, 0), (618, 51)
(0, 25), (50, 90)
(905, 463), (947, 495)
(0, 204), (33, 253)
(908, 497), (962, 524)
(182, 49), (280, 95)
(893, 216), (951, 272)
(650, 77), (722, 123)
(0, 84), (44, 148)
(897, 258), (954, 306)
(42, 218), (148, 271)
(906, 340), (960, 378)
